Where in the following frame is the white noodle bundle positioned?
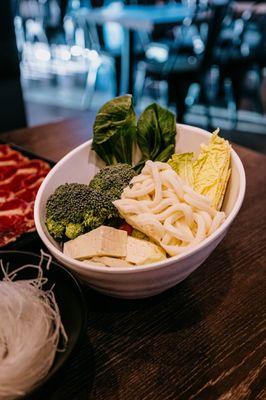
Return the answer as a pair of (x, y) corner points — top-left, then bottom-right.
(114, 160), (226, 257)
(0, 252), (67, 400)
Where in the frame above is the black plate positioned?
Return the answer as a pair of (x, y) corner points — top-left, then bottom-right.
(0, 251), (87, 399)
(0, 141), (55, 251)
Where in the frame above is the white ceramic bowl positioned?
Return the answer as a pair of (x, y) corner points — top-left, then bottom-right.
(34, 124), (246, 299)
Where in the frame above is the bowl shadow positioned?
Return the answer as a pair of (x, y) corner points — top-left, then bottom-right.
(84, 245), (233, 339)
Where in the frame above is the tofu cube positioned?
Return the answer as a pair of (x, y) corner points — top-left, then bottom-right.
(126, 236), (166, 265)
(64, 226), (127, 260)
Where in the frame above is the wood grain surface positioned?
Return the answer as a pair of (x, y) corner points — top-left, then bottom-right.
(1, 118), (266, 400)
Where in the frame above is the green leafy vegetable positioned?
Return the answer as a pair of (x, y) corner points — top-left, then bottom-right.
(136, 103), (176, 165)
(167, 130), (231, 210)
(92, 96), (177, 173)
(193, 129), (231, 210)
(92, 95), (137, 165)
(168, 152), (194, 186)
(155, 144), (175, 163)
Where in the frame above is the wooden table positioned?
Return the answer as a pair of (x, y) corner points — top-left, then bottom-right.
(1, 118), (266, 400)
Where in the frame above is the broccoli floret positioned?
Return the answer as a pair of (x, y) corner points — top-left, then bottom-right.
(89, 163), (136, 198)
(84, 211), (103, 231)
(46, 183), (92, 223)
(46, 217), (66, 240)
(84, 210), (122, 231)
(46, 183), (121, 241)
(83, 209), (108, 230)
(65, 222), (85, 240)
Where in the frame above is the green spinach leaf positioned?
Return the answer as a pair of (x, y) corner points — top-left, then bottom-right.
(137, 103), (176, 164)
(155, 144), (175, 162)
(92, 95), (137, 165)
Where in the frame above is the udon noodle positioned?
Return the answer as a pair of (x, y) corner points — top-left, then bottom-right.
(114, 161), (226, 256)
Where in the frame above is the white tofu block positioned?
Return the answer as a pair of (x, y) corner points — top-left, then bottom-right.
(126, 236), (166, 265)
(63, 226), (127, 260)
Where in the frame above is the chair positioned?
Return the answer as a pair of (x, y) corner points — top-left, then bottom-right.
(136, 1), (229, 124)
(215, 1), (266, 121)
(64, 4), (116, 108)
(94, 0), (150, 96)
(69, 1), (149, 107)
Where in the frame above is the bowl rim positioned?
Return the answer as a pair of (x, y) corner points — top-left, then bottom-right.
(34, 124), (246, 274)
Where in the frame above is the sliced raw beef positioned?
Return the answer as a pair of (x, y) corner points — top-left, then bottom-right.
(0, 190), (15, 202)
(0, 145), (51, 247)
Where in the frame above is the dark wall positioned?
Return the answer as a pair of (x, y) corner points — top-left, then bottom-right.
(0, 0), (27, 133)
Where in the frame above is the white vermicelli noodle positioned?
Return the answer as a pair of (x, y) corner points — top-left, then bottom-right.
(0, 252), (67, 400)
(114, 160), (226, 257)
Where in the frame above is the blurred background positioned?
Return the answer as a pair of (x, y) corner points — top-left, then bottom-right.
(0, 0), (265, 151)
